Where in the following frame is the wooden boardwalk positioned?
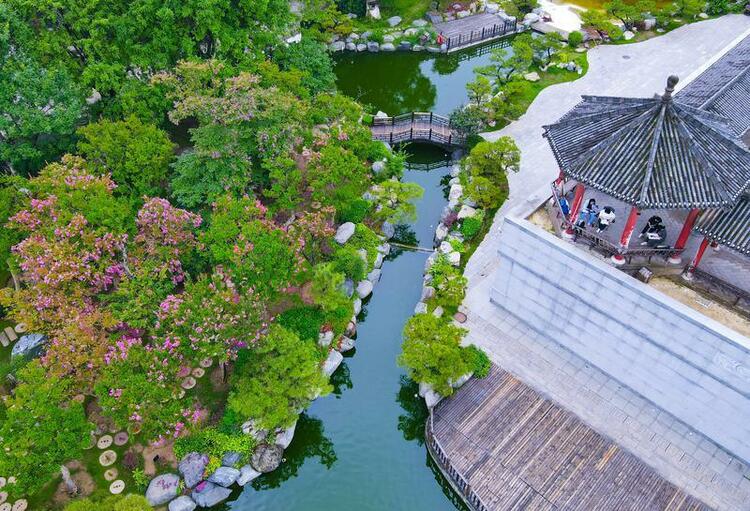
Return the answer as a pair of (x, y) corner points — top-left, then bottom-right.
(434, 13), (518, 52)
(429, 365), (711, 511)
(371, 112), (466, 147)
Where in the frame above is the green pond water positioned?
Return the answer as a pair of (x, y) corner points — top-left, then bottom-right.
(227, 42), (507, 510)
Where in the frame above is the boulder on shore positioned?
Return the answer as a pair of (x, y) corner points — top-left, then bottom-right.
(381, 221), (395, 239)
(146, 473), (180, 506)
(207, 466), (240, 487)
(322, 349), (344, 377)
(387, 15), (402, 26)
(337, 335), (356, 353)
(335, 222), (355, 244)
(192, 482), (232, 508)
(221, 451), (242, 468)
(251, 444), (284, 473)
(424, 389), (442, 408)
(276, 421), (297, 449)
(179, 453), (209, 488)
(356, 280), (373, 299)
(237, 465), (262, 486)
(169, 496), (197, 511)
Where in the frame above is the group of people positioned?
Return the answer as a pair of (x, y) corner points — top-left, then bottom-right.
(558, 196), (668, 247)
(558, 197), (617, 233)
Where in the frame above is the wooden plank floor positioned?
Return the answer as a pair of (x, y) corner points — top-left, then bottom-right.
(432, 365), (712, 511)
(434, 13), (505, 39)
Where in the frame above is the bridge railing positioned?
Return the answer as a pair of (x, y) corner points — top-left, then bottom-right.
(445, 18), (518, 51)
(372, 112), (466, 146)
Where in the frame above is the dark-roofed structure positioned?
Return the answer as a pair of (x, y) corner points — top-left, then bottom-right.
(677, 34), (750, 137)
(543, 76), (750, 210)
(695, 195), (750, 256)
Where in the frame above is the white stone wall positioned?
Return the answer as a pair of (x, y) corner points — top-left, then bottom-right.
(490, 216), (750, 464)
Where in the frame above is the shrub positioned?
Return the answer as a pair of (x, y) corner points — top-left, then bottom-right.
(174, 427), (256, 463)
(568, 31), (583, 47)
(465, 345), (491, 378)
(132, 469), (149, 492)
(333, 246), (367, 282)
(310, 262), (349, 313)
(399, 314), (470, 396)
(276, 306), (326, 342)
(348, 223), (380, 265)
(460, 216), (483, 240)
(336, 198), (371, 224)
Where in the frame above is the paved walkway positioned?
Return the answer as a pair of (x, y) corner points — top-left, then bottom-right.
(462, 15), (750, 511)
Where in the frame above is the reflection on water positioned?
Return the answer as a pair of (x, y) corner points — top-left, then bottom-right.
(335, 39), (513, 116)
(227, 144), (466, 510)
(251, 414), (338, 491)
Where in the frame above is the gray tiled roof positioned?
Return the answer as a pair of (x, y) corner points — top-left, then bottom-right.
(677, 34), (750, 136)
(695, 195), (750, 255)
(543, 81), (750, 210)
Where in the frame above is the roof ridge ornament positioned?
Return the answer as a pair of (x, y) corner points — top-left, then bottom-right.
(662, 75), (679, 101)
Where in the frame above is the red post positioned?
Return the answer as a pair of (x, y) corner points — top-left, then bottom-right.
(668, 208), (700, 264)
(554, 169), (564, 186)
(683, 237), (710, 280)
(563, 183), (585, 238)
(611, 206), (639, 265)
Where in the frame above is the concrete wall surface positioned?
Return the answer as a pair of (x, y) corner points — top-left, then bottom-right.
(490, 216), (750, 464)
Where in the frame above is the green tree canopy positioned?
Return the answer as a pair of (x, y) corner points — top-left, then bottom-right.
(77, 116), (175, 199)
(0, 362), (93, 499)
(228, 325), (331, 431)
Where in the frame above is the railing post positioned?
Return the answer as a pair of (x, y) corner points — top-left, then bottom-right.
(429, 128), (432, 140)
(481, 27), (485, 39)
(389, 132), (393, 144)
(430, 112), (433, 124)
(410, 127), (413, 140)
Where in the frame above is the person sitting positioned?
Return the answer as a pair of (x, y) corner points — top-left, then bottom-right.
(575, 198), (599, 228)
(640, 216), (667, 247)
(596, 206), (615, 233)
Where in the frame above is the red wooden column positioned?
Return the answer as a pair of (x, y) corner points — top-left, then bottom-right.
(668, 208), (701, 264)
(611, 206), (639, 265)
(563, 183), (585, 238)
(683, 237), (711, 280)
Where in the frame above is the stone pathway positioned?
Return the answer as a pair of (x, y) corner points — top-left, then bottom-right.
(461, 15), (750, 511)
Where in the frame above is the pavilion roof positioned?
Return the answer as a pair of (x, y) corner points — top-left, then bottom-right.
(543, 77), (750, 210)
(695, 195), (750, 255)
(677, 34), (750, 137)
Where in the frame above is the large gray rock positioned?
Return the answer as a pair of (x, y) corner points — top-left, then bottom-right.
(11, 333), (46, 358)
(207, 466), (240, 487)
(342, 278), (355, 298)
(381, 42), (395, 51)
(329, 41), (345, 52)
(371, 160), (386, 174)
(237, 465), (262, 486)
(251, 444), (284, 473)
(448, 184), (463, 201)
(387, 15), (402, 26)
(421, 286), (435, 301)
(276, 421), (297, 449)
(367, 268), (381, 284)
(414, 302), (428, 314)
(374, 253), (384, 269)
(435, 223), (448, 242)
(179, 452), (209, 488)
(146, 473), (180, 506)
(381, 221), (395, 239)
(192, 481), (232, 508)
(367, 41), (380, 52)
(398, 41), (412, 51)
(353, 298), (362, 315)
(424, 389), (443, 408)
(356, 43), (367, 52)
(377, 243), (391, 255)
(335, 222), (355, 244)
(318, 330), (334, 347)
(222, 451), (242, 468)
(169, 496), (197, 511)
(345, 42), (357, 51)
(412, 18), (428, 26)
(337, 335), (355, 353)
(322, 349), (344, 377)
(356, 280), (373, 299)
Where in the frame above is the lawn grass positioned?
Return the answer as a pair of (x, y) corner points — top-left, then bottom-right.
(379, 0), (432, 22)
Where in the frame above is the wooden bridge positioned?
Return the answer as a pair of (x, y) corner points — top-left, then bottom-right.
(371, 112), (466, 147)
(434, 13), (518, 53)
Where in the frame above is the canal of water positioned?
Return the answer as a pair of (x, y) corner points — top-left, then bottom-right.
(227, 41), (510, 511)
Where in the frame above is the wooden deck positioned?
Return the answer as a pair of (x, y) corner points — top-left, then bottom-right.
(371, 112), (466, 147)
(429, 365), (711, 511)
